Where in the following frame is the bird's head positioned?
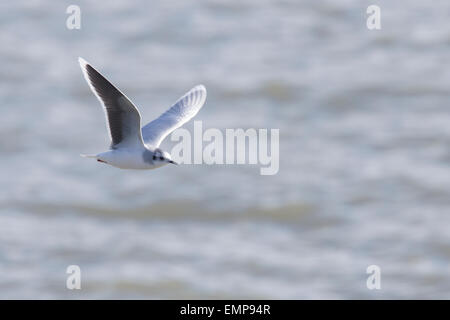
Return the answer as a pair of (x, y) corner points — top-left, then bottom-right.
(152, 149), (178, 166)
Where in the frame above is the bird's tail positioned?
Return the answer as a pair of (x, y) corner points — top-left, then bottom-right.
(80, 153), (97, 159)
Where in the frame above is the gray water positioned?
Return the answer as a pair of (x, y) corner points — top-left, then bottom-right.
(1, 0), (450, 299)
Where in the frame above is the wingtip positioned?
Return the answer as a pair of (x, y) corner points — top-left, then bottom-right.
(78, 57), (88, 68)
(196, 84), (206, 92)
(194, 84), (207, 97)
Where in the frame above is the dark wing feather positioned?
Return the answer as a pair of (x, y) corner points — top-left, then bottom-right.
(79, 57), (143, 149)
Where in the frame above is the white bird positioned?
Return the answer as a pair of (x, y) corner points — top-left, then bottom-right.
(78, 57), (207, 170)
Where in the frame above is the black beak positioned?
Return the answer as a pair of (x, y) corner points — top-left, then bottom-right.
(169, 160), (178, 165)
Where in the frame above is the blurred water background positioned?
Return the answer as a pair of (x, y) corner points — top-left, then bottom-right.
(0, 0), (450, 299)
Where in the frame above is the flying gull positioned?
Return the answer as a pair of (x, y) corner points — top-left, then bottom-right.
(78, 57), (207, 169)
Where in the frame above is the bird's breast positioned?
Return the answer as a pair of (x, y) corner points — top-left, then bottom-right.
(104, 149), (154, 170)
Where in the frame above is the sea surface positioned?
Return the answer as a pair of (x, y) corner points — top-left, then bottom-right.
(0, 0), (450, 298)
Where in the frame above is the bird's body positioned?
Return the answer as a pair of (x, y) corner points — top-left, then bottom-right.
(83, 148), (154, 170)
(78, 57), (207, 170)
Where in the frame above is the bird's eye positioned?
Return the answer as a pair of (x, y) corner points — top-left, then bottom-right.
(152, 155), (156, 160)
(160, 156), (164, 160)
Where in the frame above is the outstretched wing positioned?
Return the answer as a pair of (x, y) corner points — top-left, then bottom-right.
(78, 57), (144, 149)
(142, 85), (207, 147)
